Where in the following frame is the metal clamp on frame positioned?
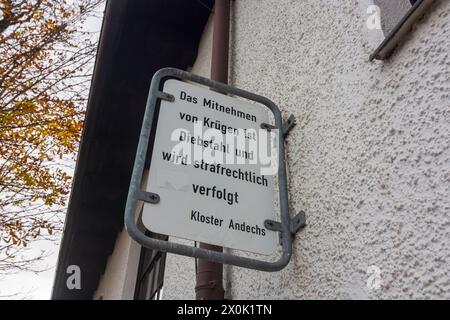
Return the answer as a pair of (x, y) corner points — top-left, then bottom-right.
(124, 67), (305, 272)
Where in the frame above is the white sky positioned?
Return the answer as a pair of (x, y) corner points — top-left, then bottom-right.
(0, 240), (60, 300)
(0, 2), (105, 300)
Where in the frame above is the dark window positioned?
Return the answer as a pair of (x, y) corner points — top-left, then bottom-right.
(134, 232), (168, 300)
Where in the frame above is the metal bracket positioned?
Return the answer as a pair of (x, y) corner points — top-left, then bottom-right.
(124, 68), (305, 272)
(137, 191), (160, 204)
(282, 114), (296, 137)
(261, 114), (296, 138)
(265, 211), (306, 240)
(156, 90), (175, 102)
(260, 123), (276, 131)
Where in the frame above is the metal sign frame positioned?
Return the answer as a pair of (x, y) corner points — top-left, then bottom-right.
(124, 67), (305, 272)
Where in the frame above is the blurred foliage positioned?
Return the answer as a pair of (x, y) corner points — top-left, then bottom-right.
(0, 0), (103, 271)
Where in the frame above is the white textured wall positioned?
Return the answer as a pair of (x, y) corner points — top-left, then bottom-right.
(164, 0), (450, 300)
(93, 228), (141, 300)
(93, 174), (149, 300)
(226, 0), (450, 299)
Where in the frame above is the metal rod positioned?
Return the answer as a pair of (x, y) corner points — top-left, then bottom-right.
(195, 0), (231, 301)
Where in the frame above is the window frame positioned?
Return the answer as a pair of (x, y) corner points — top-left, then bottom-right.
(370, 0), (435, 61)
(133, 231), (168, 300)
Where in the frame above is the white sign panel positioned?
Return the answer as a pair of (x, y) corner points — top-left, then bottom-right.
(142, 79), (278, 255)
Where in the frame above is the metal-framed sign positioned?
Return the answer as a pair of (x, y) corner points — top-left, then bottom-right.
(144, 79), (279, 255)
(124, 67), (305, 272)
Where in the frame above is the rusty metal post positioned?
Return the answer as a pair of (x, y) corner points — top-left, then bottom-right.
(195, 0), (230, 300)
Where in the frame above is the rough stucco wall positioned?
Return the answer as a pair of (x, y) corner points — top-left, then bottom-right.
(161, 0), (450, 300)
(224, 0), (450, 299)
